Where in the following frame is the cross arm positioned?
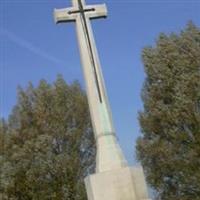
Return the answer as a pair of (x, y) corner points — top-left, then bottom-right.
(54, 4), (107, 24)
(54, 7), (77, 24)
(86, 4), (107, 20)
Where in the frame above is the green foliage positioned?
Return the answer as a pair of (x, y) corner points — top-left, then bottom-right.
(137, 22), (200, 200)
(0, 75), (95, 200)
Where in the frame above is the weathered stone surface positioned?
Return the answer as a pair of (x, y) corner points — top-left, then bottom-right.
(85, 166), (151, 200)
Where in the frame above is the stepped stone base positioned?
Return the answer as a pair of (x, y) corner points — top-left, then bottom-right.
(85, 166), (151, 200)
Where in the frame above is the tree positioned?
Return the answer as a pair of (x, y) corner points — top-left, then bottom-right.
(0, 75), (95, 200)
(137, 22), (200, 200)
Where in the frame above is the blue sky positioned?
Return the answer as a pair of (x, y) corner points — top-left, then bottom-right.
(1, 0), (200, 164)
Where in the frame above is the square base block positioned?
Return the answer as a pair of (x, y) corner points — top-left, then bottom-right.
(85, 166), (151, 200)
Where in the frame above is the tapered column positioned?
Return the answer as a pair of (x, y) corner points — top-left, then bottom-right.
(73, 3), (127, 173)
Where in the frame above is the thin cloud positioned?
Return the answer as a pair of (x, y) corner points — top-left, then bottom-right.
(0, 29), (65, 65)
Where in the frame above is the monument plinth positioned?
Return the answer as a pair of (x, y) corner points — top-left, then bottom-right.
(54, 0), (151, 199)
(85, 166), (151, 200)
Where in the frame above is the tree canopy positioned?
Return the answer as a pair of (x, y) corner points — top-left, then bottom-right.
(137, 22), (200, 200)
(0, 75), (95, 200)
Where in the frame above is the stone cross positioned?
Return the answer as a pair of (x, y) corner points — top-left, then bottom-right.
(54, 0), (127, 173)
(54, 1), (152, 200)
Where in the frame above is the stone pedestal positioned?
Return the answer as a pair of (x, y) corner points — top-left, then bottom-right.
(85, 166), (151, 200)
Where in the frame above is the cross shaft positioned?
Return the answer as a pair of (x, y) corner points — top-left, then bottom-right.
(54, 0), (127, 173)
(76, 0), (103, 102)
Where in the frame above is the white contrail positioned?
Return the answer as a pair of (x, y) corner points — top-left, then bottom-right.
(0, 28), (65, 65)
